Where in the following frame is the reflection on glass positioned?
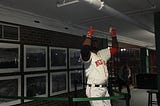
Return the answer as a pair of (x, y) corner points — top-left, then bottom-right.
(0, 48), (18, 69)
(69, 49), (82, 68)
(0, 79), (18, 103)
(52, 74), (66, 92)
(26, 76), (46, 97)
(51, 48), (66, 67)
(70, 70), (83, 90)
(26, 47), (46, 68)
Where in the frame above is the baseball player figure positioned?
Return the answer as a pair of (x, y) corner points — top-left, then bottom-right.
(80, 26), (118, 106)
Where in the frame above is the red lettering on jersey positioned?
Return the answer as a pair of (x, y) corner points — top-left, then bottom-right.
(95, 60), (106, 67)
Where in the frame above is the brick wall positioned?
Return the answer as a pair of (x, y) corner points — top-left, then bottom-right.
(19, 25), (89, 106)
(0, 23), (105, 106)
(20, 25), (85, 48)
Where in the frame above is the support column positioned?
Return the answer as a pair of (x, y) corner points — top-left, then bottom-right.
(146, 49), (150, 73)
(154, 12), (160, 91)
(140, 48), (147, 73)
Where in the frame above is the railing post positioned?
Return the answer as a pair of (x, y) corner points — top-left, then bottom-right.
(125, 93), (130, 106)
(157, 91), (160, 106)
(74, 80), (78, 106)
(108, 82), (113, 106)
(68, 96), (74, 106)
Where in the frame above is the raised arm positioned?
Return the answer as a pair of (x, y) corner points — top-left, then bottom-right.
(81, 27), (95, 61)
(109, 27), (118, 55)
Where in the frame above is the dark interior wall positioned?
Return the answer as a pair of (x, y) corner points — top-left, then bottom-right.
(20, 25), (84, 48)
(0, 22), (106, 106)
(0, 21), (147, 106)
(140, 48), (147, 73)
(19, 25), (106, 106)
(20, 25), (106, 48)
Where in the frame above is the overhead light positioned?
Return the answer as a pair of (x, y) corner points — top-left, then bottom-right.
(57, 0), (79, 7)
(84, 0), (104, 10)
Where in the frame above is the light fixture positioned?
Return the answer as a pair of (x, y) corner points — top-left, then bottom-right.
(84, 0), (104, 10)
(57, 0), (79, 7)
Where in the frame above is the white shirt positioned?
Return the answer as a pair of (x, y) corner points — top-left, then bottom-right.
(83, 48), (111, 85)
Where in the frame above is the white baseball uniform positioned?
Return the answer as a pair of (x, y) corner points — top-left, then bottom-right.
(83, 48), (111, 106)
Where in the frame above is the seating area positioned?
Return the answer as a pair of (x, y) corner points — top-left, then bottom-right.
(147, 90), (159, 106)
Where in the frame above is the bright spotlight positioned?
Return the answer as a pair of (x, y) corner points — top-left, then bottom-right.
(84, 0), (104, 10)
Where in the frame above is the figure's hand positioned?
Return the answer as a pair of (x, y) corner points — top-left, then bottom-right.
(109, 27), (117, 37)
(87, 26), (95, 38)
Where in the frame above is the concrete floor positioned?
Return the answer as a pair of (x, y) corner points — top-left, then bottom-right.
(112, 88), (158, 106)
(15, 88), (158, 106)
(77, 88), (158, 106)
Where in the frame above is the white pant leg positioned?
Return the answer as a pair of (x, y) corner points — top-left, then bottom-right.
(86, 86), (111, 106)
(103, 90), (111, 106)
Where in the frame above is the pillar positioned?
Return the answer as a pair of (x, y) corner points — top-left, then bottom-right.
(154, 12), (160, 91)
